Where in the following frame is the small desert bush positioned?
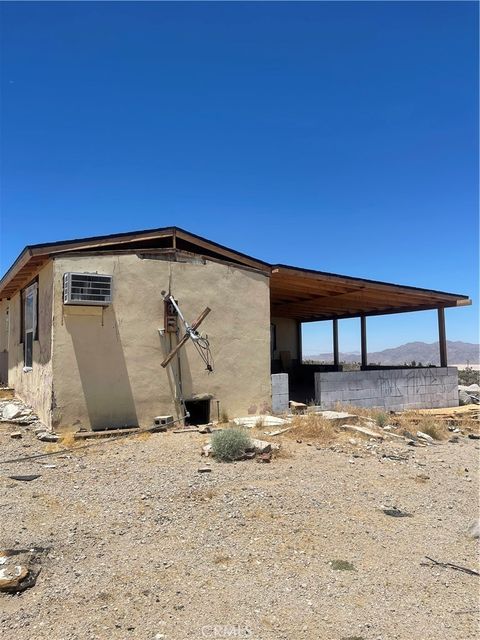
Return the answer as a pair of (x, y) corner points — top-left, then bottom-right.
(375, 412), (389, 428)
(211, 428), (252, 462)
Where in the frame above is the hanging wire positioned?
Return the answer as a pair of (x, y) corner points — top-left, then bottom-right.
(192, 333), (214, 372)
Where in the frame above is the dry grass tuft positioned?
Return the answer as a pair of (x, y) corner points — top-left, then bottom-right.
(59, 432), (76, 448)
(287, 414), (337, 443)
(134, 431), (152, 442)
(392, 412), (448, 441)
(417, 417), (446, 440)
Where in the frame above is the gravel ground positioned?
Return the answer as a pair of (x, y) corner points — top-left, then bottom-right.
(0, 419), (479, 640)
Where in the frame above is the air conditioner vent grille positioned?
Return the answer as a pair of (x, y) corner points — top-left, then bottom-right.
(63, 272), (112, 306)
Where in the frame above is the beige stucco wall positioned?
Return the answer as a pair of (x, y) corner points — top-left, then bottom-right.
(51, 254), (271, 430)
(271, 316), (299, 361)
(5, 262), (54, 426)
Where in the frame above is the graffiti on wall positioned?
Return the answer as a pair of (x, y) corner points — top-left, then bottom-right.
(405, 368), (445, 395)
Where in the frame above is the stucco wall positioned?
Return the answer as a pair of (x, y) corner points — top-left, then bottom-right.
(271, 317), (298, 361)
(315, 367), (459, 410)
(5, 262), (54, 426)
(51, 254), (271, 430)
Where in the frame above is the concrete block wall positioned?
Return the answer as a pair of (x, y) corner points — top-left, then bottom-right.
(272, 373), (289, 413)
(315, 367), (459, 411)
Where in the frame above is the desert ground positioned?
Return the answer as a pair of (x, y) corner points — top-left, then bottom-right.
(1, 406), (479, 640)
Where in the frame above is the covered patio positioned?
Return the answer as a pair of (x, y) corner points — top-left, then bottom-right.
(269, 265), (471, 409)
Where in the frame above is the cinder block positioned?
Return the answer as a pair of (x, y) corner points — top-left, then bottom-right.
(271, 373), (288, 394)
(272, 393), (289, 413)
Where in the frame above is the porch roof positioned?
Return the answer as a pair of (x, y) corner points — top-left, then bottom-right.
(270, 265), (471, 322)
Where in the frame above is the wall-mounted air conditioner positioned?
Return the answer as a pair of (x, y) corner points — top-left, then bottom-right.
(63, 272), (113, 306)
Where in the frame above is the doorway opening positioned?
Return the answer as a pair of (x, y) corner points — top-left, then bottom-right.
(185, 399), (210, 426)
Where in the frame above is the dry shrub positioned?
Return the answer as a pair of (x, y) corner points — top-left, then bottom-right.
(134, 431), (152, 442)
(287, 414), (336, 443)
(417, 417), (446, 440)
(393, 411), (447, 441)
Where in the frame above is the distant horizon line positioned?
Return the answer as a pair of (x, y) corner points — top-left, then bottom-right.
(303, 338), (480, 357)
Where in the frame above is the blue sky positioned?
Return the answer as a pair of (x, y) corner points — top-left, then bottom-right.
(1, 1), (478, 354)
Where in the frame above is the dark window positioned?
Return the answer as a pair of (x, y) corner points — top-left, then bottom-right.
(21, 281), (38, 368)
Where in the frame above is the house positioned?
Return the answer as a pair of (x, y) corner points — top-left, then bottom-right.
(0, 227), (471, 432)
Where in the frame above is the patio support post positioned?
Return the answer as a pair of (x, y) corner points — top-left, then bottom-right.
(297, 320), (303, 365)
(332, 318), (339, 369)
(437, 307), (448, 367)
(360, 315), (367, 369)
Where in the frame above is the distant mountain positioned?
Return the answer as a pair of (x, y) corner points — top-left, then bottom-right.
(306, 341), (480, 366)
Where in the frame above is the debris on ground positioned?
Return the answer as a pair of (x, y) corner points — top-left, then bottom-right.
(0, 398), (46, 431)
(458, 385), (480, 405)
(8, 474), (42, 482)
(307, 409), (358, 423)
(264, 427), (292, 436)
(417, 431), (435, 443)
(0, 401), (38, 425)
(233, 415), (288, 428)
(340, 424), (384, 439)
(383, 507), (413, 518)
(256, 451), (272, 463)
(36, 431), (60, 443)
(422, 556), (480, 577)
(2, 403), (24, 421)
(248, 438), (279, 454)
(0, 548), (45, 593)
(289, 400), (307, 414)
(201, 443), (212, 457)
